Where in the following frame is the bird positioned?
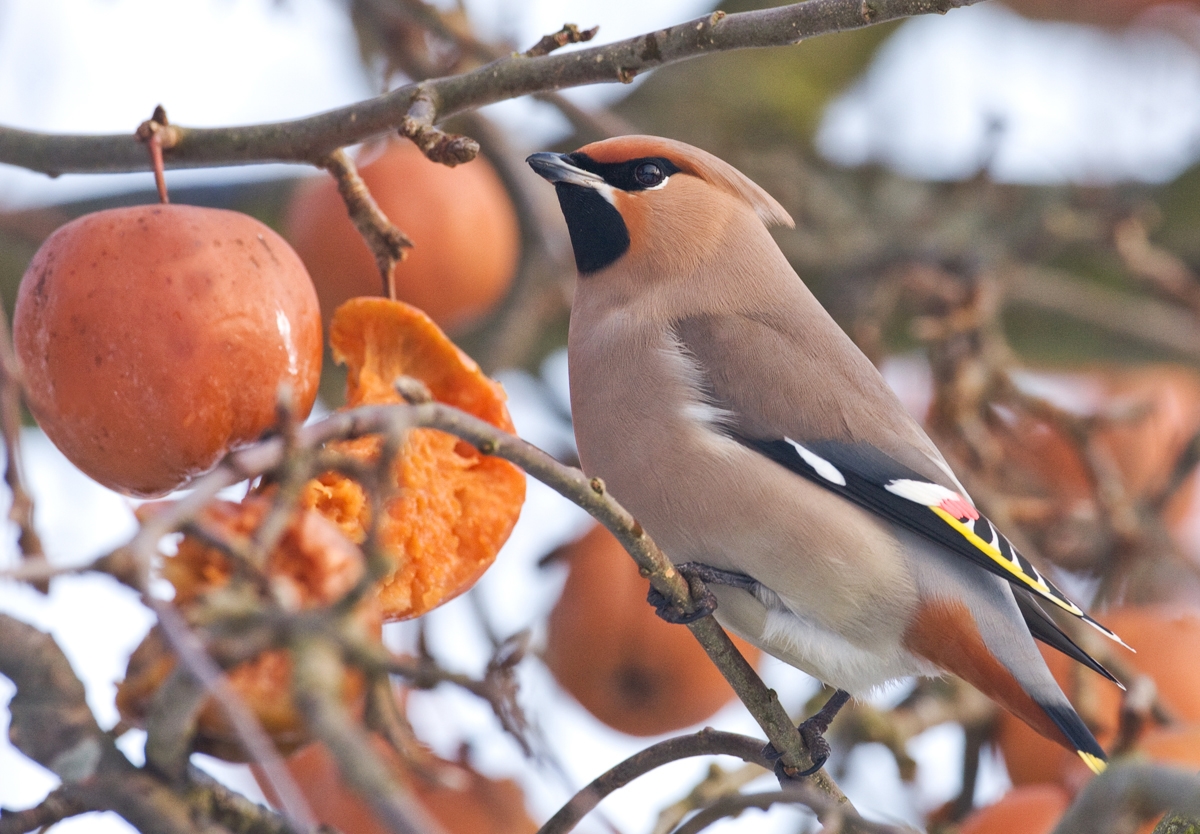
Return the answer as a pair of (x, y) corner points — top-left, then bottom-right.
(526, 135), (1127, 777)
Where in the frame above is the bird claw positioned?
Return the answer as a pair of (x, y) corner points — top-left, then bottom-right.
(647, 561), (761, 623)
(761, 689), (852, 780)
(646, 580), (717, 624)
(762, 727), (831, 780)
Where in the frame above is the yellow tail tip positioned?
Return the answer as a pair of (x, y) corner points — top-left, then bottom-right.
(1078, 751), (1107, 774)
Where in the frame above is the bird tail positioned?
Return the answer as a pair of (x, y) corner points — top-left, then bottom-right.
(1040, 701), (1107, 774)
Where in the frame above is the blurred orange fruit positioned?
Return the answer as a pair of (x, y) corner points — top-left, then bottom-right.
(300, 298), (525, 620)
(256, 735), (538, 834)
(117, 497), (380, 761)
(284, 140), (520, 332)
(958, 784), (1070, 834)
(14, 205), (322, 497)
(544, 522), (762, 737)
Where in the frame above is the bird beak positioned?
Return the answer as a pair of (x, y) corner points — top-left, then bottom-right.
(526, 152), (606, 189)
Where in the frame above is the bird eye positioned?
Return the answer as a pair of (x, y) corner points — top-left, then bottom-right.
(634, 162), (665, 188)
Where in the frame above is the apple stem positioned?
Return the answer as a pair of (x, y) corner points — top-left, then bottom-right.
(136, 105), (172, 204)
(148, 131), (169, 204)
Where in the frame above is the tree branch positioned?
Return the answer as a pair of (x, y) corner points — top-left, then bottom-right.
(319, 148), (412, 299)
(538, 729), (772, 834)
(0, 787), (87, 834)
(0, 0), (983, 175)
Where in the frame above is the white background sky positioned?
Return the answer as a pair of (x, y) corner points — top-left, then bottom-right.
(3, 1), (1200, 833)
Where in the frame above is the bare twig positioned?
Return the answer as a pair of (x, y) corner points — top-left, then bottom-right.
(0, 306), (42, 567)
(0, 787), (87, 834)
(523, 24), (600, 58)
(0, 0), (984, 175)
(319, 148), (412, 299)
(1114, 216), (1200, 319)
(669, 788), (905, 834)
(348, 636), (536, 757)
(148, 601), (319, 833)
(398, 87), (480, 165)
(292, 637), (441, 834)
(538, 729), (772, 834)
(653, 764), (770, 834)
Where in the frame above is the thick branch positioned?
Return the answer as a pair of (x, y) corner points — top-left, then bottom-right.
(0, 0), (983, 175)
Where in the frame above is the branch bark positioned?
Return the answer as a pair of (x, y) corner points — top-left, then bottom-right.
(0, 0), (983, 175)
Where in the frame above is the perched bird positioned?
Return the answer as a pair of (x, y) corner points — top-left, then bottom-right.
(527, 135), (1126, 775)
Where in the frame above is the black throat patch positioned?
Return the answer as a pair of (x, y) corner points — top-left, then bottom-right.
(553, 183), (631, 275)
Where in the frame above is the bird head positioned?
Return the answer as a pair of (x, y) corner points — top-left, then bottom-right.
(528, 136), (794, 277)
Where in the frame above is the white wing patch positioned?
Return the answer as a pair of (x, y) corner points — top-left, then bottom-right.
(785, 439), (847, 486)
(885, 478), (978, 520)
(885, 478), (959, 506)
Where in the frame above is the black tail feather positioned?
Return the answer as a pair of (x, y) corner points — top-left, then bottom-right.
(1014, 587), (1121, 687)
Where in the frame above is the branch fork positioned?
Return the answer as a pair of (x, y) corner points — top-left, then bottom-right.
(398, 87), (479, 166)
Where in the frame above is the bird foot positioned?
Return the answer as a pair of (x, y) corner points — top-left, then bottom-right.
(762, 689), (852, 780)
(646, 562), (757, 624)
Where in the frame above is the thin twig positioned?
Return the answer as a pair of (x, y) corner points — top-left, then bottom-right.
(398, 86), (480, 165)
(670, 788), (905, 834)
(319, 148), (412, 299)
(1004, 265), (1200, 360)
(538, 729), (772, 834)
(523, 24), (600, 58)
(0, 305), (42, 566)
(148, 601), (319, 833)
(0, 787), (87, 834)
(292, 637), (441, 834)
(134, 106), (176, 204)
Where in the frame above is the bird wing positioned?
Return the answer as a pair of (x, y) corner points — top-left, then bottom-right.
(671, 313), (1128, 653)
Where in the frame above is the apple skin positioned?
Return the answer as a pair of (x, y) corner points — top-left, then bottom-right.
(15, 204), (322, 497)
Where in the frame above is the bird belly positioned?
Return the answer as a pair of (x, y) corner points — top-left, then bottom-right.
(709, 585), (939, 696)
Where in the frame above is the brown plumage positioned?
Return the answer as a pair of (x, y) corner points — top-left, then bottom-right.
(528, 135), (1122, 773)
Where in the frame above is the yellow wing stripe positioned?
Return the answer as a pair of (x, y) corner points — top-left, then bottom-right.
(930, 506), (1086, 618)
(1078, 751), (1107, 774)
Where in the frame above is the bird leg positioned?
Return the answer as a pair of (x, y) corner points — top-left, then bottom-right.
(646, 562), (759, 624)
(763, 688), (852, 779)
